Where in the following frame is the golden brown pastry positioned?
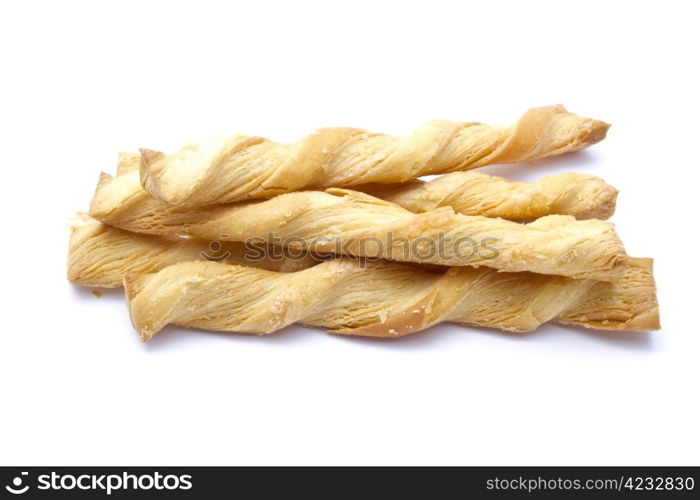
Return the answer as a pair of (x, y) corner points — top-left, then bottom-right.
(139, 105), (610, 206)
(92, 186), (627, 280)
(91, 166), (618, 255)
(68, 215), (317, 287)
(359, 171), (618, 220)
(125, 257), (659, 341)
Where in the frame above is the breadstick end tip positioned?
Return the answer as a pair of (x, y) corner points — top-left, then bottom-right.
(123, 273), (146, 303)
(139, 148), (165, 168)
(123, 272), (164, 341)
(583, 119), (611, 147)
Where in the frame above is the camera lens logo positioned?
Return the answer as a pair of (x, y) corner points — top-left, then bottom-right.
(5, 472), (29, 495)
(200, 239), (231, 262)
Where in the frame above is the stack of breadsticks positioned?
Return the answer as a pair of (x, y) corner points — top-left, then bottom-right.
(68, 105), (660, 341)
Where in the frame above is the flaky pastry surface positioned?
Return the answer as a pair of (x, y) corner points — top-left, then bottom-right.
(92, 186), (626, 280)
(125, 258), (659, 340)
(139, 105), (610, 205)
(360, 171), (617, 220)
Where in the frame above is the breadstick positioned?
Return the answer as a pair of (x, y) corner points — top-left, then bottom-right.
(125, 257), (658, 341)
(139, 105), (610, 206)
(359, 171), (618, 220)
(68, 215), (316, 287)
(91, 164), (618, 248)
(92, 183), (626, 280)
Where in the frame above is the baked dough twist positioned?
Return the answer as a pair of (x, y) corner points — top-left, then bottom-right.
(92, 163), (618, 248)
(68, 215), (315, 287)
(125, 257), (659, 341)
(139, 105), (610, 205)
(360, 171), (618, 220)
(92, 185), (626, 280)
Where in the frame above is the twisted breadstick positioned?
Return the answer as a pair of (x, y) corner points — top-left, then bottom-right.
(360, 171), (618, 220)
(92, 162), (618, 245)
(92, 184), (626, 280)
(68, 215), (315, 287)
(139, 105), (610, 205)
(125, 257), (658, 341)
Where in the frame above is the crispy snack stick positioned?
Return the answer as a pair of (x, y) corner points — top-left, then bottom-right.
(91, 183), (627, 280)
(125, 257), (659, 340)
(138, 105), (609, 205)
(359, 171), (617, 220)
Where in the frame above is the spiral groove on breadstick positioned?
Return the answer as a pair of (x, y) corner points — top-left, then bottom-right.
(139, 105), (610, 206)
(359, 171), (618, 220)
(68, 215), (316, 287)
(125, 257), (658, 341)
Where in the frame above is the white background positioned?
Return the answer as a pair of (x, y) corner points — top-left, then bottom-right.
(1, 0), (698, 466)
